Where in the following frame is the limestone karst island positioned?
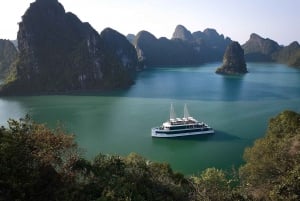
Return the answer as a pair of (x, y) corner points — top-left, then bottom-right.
(0, 0), (300, 200)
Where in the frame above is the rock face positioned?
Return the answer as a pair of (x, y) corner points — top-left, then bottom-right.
(242, 33), (300, 67)
(101, 28), (138, 72)
(133, 28), (299, 68)
(133, 30), (193, 66)
(172, 25), (193, 41)
(193, 28), (232, 61)
(275, 41), (300, 67)
(242, 33), (281, 61)
(216, 42), (248, 75)
(0, 0), (136, 95)
(133, 30), (202, 66)
(0, 40), (18, 79)
(133, 25), (232, 66)
(133, 31), (160, 66)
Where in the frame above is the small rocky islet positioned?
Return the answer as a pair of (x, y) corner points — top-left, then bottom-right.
(216, 41), (248, 75)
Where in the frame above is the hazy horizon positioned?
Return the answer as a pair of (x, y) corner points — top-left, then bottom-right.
(0, 0), (299, 45)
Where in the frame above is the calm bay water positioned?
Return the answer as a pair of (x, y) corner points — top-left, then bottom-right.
(1, 62), (300, 174)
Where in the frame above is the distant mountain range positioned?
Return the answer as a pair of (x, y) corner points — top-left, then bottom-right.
(243, 33), (300, 66)
(129, 26), (300, 68)
(0, 0), (299, 95)
(131, 25), (231, 66)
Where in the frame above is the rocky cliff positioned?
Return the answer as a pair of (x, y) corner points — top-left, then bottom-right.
(133, 30), (200, 66)
(101, 27), (138, 74)
(133, 28), (299, 68)
(133, 25), (231, 66)
(0, 40), (18, 79)
(274, 41), (300, 67)
(216, 41), (248, 75)
(0, 0), (136, 95)
(242, 33), (300, 67)
(172, 25), (193, 41)
(132, 30), (159, 66)
(101, 28), (138, 81)
(242, 33), (281, 61)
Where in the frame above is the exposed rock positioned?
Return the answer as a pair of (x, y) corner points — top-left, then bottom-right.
(101, 28), (138, 71)
(133, 26), (232, 66)
(274, 41), (300, 67)
(132, 30), (158, 67)
(0, 0), (135, 95)
(242, 33), (300, 67)
(242, 33), (281, 61)
(172, 25), (193, 41)
(202, 28), (231, 48)
(0, 40), (18, 79)
(133, 30), (202, 66)
(216, 41), (248, 75)
(193, 28), (232, 61)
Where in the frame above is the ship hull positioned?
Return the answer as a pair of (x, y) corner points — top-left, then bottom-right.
(151, 127), (214, 138)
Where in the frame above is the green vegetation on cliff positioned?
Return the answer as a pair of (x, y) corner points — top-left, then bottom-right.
(0, 0), (137, 95)
(1, 110), (300, 200)
(0, 40), (18, 79)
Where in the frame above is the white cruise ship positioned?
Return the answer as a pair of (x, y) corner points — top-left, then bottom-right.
(151, 104), (214, 138)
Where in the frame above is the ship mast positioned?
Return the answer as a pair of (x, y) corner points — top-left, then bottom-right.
(170, 103), (176, 120)
(184, 104), (190, 118)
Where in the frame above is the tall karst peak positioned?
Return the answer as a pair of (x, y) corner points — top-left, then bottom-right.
(172, 25), (193, 41)
(101, 28), (138, 71)
(250, 33), (263, 40)
(243, 33), (281, 61)
(132, 30), (159, 66)
(25, 0), (64, 15)
(275, 41), (300, 67)
(216, 41), (248, 75)
(134, 30), (157, 43)
(20, 0), (65, 33)
(242, 33), (300, 66)
(0, 0), (136, 95)
(132, 26), (233, 66)
(203, 28), (219, 37)
(288, 41), (300, 48)
(247, 33), (279, 47)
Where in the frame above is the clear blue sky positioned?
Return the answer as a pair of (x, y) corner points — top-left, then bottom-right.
(0, 0), (299, 45)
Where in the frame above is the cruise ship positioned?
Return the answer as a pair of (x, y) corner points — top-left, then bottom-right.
(151, 104), (214, 138)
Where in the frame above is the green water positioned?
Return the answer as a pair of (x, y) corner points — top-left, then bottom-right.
(1, 62), (300, 174)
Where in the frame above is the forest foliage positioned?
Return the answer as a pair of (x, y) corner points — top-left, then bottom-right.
(0, 110), (300, 200)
